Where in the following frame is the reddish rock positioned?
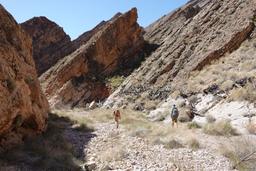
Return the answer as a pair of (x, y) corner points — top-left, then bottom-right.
(21, 17), (74, 75)
(0, 5), (49, 149)
(40, 8), (145, 108)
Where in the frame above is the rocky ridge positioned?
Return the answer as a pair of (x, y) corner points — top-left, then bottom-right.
(0, 5), (49, 150)
(40, 8), (145, 108)
(21, 17), (74, 76)
(104, 0), (256, 109)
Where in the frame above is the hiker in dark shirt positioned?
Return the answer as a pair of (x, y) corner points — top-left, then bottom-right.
(171, 104), (179, 127)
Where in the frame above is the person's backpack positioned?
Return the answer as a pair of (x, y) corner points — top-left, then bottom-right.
(171, 106), (179, 119)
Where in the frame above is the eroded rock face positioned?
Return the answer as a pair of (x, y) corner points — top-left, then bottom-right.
(0, 5), (49, 149)
(40, 8), (145, 108)
(104, 0), (256, 109)
(21, 17), (74, 75)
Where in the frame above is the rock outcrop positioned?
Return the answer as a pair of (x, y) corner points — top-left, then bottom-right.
(104, 0), (256, 109)
(0, 5), (49, 149)
(21, 17), (74, 75)
(40, 8), (145, 108)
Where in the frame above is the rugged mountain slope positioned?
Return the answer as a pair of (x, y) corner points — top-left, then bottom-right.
(0, 5), (49, 149)
(72, 20), (107, 50)
(21, 17), (74, 75)
(105, 0), (256, 110)
(40, 8), (145, 108)
(21, 17), (109, 76)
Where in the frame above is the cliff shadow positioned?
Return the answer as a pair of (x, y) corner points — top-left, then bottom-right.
(116, 41), (160, 76)
(0, 113), (96, 171)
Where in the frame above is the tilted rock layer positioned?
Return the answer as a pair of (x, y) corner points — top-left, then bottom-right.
(40, 8), (145, 108)
(105, 0), (256, 109)
(21, 17), (74, 75)
(0, 5), (49, 149)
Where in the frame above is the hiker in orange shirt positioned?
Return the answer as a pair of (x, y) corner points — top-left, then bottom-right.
(113, 109), (121, 129)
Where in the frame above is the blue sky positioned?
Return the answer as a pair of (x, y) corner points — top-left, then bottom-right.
(1, 0), (188, 40)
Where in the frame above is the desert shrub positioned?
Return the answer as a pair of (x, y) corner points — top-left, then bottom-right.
(153, 138), (183, 149)
(187, 122), (201, 129)
(188, 95), (198, 104)
(152, 138), (183, 149)
(203, 121), (238, 136)
(144, 100), (158, 110)
(98, 145), (127, 162)
(129, 127), (150, 138)
(247, 122), (256, 135)
(164, 139), (184, 149)
(206, 115), (216, 123)
(221, 136), (256, 171)
(220, 79), (234, 90)
(229, 84), (256, 102)
(106, 75), (125, 91)
(187, 138), (200, 150)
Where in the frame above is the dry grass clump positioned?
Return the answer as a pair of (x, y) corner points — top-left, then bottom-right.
(187, 138), (200, 150)
(144, 100), (159, 110)
(247, 121), (256, 135)
(187, 122), (201, 129)
(98, 145), (127, 162)
(153, 138), (184, 149)
(129, 127), (151, 138)
(164, 139), (184, 149)
(203, 120), (238, 136)
(206, 115), (216, 123)
(220, 79), (234, 91)
(220, 136), (256, 171)
(228, 84), (256, 102)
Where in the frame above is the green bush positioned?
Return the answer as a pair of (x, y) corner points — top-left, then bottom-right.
(106, 75), (125, 90)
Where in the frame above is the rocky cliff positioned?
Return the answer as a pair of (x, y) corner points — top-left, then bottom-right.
(105, 0), (256, 111)
(0, 5), (49, 149)
(40, 8), (145, 108)
(21, 17), (74, 75)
